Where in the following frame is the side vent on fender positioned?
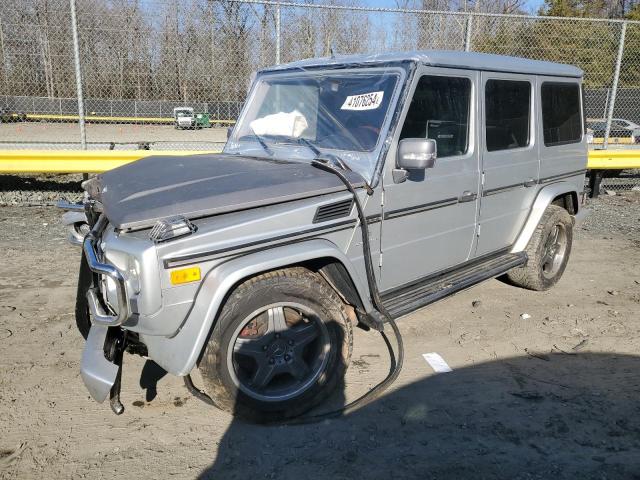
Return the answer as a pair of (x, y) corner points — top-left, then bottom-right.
(313, 199), (354, 224)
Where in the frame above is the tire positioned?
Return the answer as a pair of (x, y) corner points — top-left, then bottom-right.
(75, 255), (92, 339)
(508, 204), (573, 291)
(199, 267), (353, 423)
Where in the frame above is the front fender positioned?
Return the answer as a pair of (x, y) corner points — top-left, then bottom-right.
(511, 182), (578, 253)
(140, 238), (372, 376)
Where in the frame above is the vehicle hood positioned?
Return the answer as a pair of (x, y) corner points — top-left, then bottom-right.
(92, 153), (363, 231)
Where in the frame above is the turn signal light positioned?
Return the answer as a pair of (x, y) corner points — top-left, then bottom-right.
(170, 267), (201, 285)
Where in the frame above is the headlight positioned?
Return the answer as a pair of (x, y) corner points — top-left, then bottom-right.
(126, 256), (141, 295)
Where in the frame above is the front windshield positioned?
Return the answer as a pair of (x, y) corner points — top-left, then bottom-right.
(225, 69), (401, 181)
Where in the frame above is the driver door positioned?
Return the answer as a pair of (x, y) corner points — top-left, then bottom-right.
(380, 68), (480, 291)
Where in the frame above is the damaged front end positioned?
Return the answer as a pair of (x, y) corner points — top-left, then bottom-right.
(58, 179), (137, 414)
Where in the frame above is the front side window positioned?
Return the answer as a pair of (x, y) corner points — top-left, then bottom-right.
(541, 82), (582, 146)
(400, 75), (471, 158)
(485, 79), (531, 152)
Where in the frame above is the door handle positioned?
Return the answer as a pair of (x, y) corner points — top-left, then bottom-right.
(523, 178), (537, 187)
(459, 191), (477, 203)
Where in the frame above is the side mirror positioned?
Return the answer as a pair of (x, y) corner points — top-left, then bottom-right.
(397, 138), (437, 170)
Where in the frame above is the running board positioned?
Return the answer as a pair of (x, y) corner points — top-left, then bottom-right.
(382, 252), (527, 319)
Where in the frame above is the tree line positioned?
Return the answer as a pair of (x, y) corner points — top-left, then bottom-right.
(0, 0), (638, 106)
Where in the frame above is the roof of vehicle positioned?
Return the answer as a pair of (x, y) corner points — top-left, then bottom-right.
(266, 50), (583, 78)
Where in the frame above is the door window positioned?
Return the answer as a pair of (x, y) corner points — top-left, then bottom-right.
(541, 82), (582, 146)
(485, 79), (531, 152)
(400, 75), (471, 158)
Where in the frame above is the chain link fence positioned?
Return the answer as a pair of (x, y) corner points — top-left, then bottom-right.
(0, 0), (639, 162)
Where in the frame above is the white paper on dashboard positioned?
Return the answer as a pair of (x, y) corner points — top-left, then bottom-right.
(249, 110), (309, 138)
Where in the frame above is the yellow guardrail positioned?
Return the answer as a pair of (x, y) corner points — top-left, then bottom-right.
(0, 150), (219, 173)
(591, 137), (636, 145)
(588, 149), (640, 170)
(0, 148), (637, 173)
(19, 113), (235, 125)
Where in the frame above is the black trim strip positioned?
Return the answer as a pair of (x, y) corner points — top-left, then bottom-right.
(538, 169), (587, 184)
(384, 197), (459, 220)
(482, 169), (587, 197)
(482, 182), (525, 197)
(164, 219), (357, 268)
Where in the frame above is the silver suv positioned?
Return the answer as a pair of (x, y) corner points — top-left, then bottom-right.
(63, 51), (588, 422)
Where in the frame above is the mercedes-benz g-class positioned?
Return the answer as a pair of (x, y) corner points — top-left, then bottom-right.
(62, 51), (588, 422)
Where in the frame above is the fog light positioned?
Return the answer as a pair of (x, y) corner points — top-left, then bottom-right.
(170, 267), (201, 285)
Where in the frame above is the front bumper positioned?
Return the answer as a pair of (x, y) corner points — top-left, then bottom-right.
(80, 215), (129, 402)
(80, 325), (119, 403)
(83, 215), (130, 326)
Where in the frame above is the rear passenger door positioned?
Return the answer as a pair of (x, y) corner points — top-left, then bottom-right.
(476, 73), (538, 256)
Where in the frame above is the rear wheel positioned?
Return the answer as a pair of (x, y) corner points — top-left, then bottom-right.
(508, 204), (573, 291)
(199, 267), (352, 423)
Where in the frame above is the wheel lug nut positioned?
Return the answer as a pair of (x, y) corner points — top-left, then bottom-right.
(284, 354), (290, 361)
(269, 358), (275, 364)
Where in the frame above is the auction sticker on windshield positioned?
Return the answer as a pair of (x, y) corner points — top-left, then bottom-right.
(341, 91), (384, 111)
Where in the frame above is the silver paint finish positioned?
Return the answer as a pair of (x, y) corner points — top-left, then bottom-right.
(80, 325), (118, 403)
(78, 52), (587, 382)
(380, 66), (480, 291)
(476, 71), (539, 256)
(511, 181), (580, 253)
(267, 50), (583, 78)
(140, 239), (372, 376)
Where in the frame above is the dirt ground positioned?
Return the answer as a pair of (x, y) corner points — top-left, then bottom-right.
(0, 122), (227, 147)
(1, 195), (639, 479)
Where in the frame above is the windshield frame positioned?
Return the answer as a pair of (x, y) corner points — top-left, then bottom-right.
(224, 64), (408, 184)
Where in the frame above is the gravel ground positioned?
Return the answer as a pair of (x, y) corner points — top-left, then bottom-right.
(0, 174), (84, 206)
(581, 189), (640, 244)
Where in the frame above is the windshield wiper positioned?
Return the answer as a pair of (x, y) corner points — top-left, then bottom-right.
(296, 137), (321, 157)
(296, 137), (351, 172)
(249, 129), (274, 157)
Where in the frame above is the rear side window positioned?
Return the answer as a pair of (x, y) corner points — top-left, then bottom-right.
(485, 79), (531, 152)
(541, 82), (582, 146)
(400, 75), (471, 158)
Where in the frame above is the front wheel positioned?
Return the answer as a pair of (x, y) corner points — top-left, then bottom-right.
(199, 267), (353, 423)
(508, 204), (573, 291)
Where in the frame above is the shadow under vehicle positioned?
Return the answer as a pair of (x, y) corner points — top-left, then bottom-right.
(197, 353), (640, 480)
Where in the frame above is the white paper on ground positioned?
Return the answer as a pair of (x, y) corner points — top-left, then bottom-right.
(422, 352), (453, 373)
